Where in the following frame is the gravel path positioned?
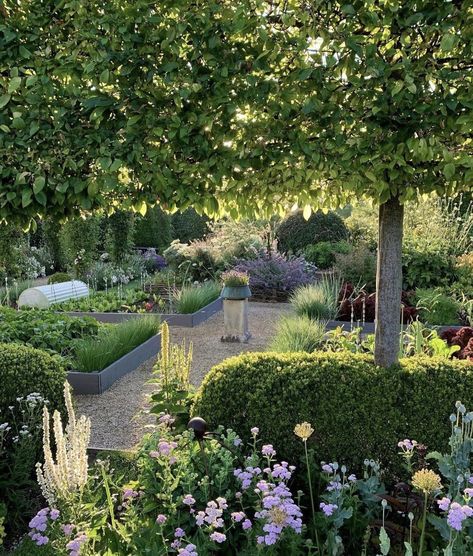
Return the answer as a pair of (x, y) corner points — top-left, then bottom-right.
(74, 302), (292, 450)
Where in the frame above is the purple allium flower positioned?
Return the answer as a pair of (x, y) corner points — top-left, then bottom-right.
(171, 540), (182, 550)
(210, 531), (226, 543)
(183, 494), (196, 506)
(231, 511), (246, 523)
(235, 491), (242, 499)
(175, 527), (186, 538)
(320, 502), (338, 516)
(251, 427), (259, 436)
(195, 511), (205, 527)
(50, 509), (60, 520)
(262, 444), (276, 458)
(156, 514), (167, 525)
(437, 497), (451, 511)
(242, 518), (252, 530)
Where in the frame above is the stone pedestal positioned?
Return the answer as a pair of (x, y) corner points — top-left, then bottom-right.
(221, 299), (251, 343)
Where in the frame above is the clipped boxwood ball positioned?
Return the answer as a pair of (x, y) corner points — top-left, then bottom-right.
(0, 343), (66, 418)
(276, 210), (348, 254)
(193, 351), (473, 476)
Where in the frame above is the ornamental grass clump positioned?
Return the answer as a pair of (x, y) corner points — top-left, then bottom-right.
(290, 274), (341, 321)
(73, 316), (160, 372)
(270, 315), (325, 353)
(36, 382), (90, 506)
(174, 281), (220, 314)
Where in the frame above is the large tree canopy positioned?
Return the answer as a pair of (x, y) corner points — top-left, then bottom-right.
(0, 0), (471, 223)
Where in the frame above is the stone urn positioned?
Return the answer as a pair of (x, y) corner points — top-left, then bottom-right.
(220, 284), (252, 300)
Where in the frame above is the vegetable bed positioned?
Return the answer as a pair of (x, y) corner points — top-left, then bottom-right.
(0, 308), (160, 389)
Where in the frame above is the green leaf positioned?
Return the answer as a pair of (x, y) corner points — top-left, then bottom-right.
(302, 204), (312, 220)
(443, 163), (455, 179)
(0, 94), (11, 108)
(21, 188), (33, 208)
(391, 81), (404, 96)
(19, 45), (32, 58)
(440, 34), (456, 52)
(35, 190), (47, 206)
(33, 176), (45, 194)
(379, 527), (390, 555)
(100, 69), (110, 83)
(8, 77), (22, 93)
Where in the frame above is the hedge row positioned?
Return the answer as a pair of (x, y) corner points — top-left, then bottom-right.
(193, 352), (473, 476)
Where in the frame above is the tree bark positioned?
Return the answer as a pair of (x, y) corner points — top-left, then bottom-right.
(374, 196), (404, 367)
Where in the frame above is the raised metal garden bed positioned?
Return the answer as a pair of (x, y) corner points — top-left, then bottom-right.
(325, 320), (464, 334)
(67, 333), (161, 395)
(60, 296), (223, 327)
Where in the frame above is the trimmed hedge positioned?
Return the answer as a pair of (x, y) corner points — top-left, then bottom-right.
(193, 352), (473, 475)
(47, 272), (72, 284)
(0, 343), (66, 418)
(134, 206), (173, 251)
(276, 210), (348, 254)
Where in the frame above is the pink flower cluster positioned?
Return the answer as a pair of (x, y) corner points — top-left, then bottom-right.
(150, 439), (178, 464)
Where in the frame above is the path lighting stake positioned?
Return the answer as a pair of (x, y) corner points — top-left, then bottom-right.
(187, 417), (208, 440)
(220, 271), (251, 343)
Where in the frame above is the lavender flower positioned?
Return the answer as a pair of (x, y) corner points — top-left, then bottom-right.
(174, 527), (186, 538)
(437, 497), (451, 511)
(156, 514), (167, 525)
(320, 502), (338, 516)
(183, 494), (196, 506)
(262, 444), (276, 458)
(210, 531), (226, 543)
(447, 503), (473, 531)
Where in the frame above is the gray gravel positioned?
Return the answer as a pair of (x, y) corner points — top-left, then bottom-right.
(74, 302), (292, 450)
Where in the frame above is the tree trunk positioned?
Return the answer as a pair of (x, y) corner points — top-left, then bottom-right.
(374, 196), (404, 367)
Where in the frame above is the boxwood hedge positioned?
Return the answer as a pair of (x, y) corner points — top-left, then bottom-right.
(193, 352), (473, 475)
(0, 343), (66, 418)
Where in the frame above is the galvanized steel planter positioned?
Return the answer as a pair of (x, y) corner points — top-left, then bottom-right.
(67, 333), (161, 395)
(60, 297), (223, 327)
(325, 320), (464, 334)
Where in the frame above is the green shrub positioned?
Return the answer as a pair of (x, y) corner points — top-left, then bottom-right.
(193, 352), (473, 475)
(47, 272), (72, 284)
(174, 281), (220, 314)
(415, 288), (460, 325)
(276, 210), (348, 254)
(333, 243), (377, 291)
(290, 276), (341, 320)
(402, 240), (457, 290)
(106, 210), (135, 262)
(59, 216), (100, 276)
(0, 343), (66, 418)
(43, 218), (67, 272)
(269, 316), (325, 353)
(73, 316), (160, 372)
(171, 208), (209, 243)
(303, 241), (352, 269)
(134, 206), (173, 251)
